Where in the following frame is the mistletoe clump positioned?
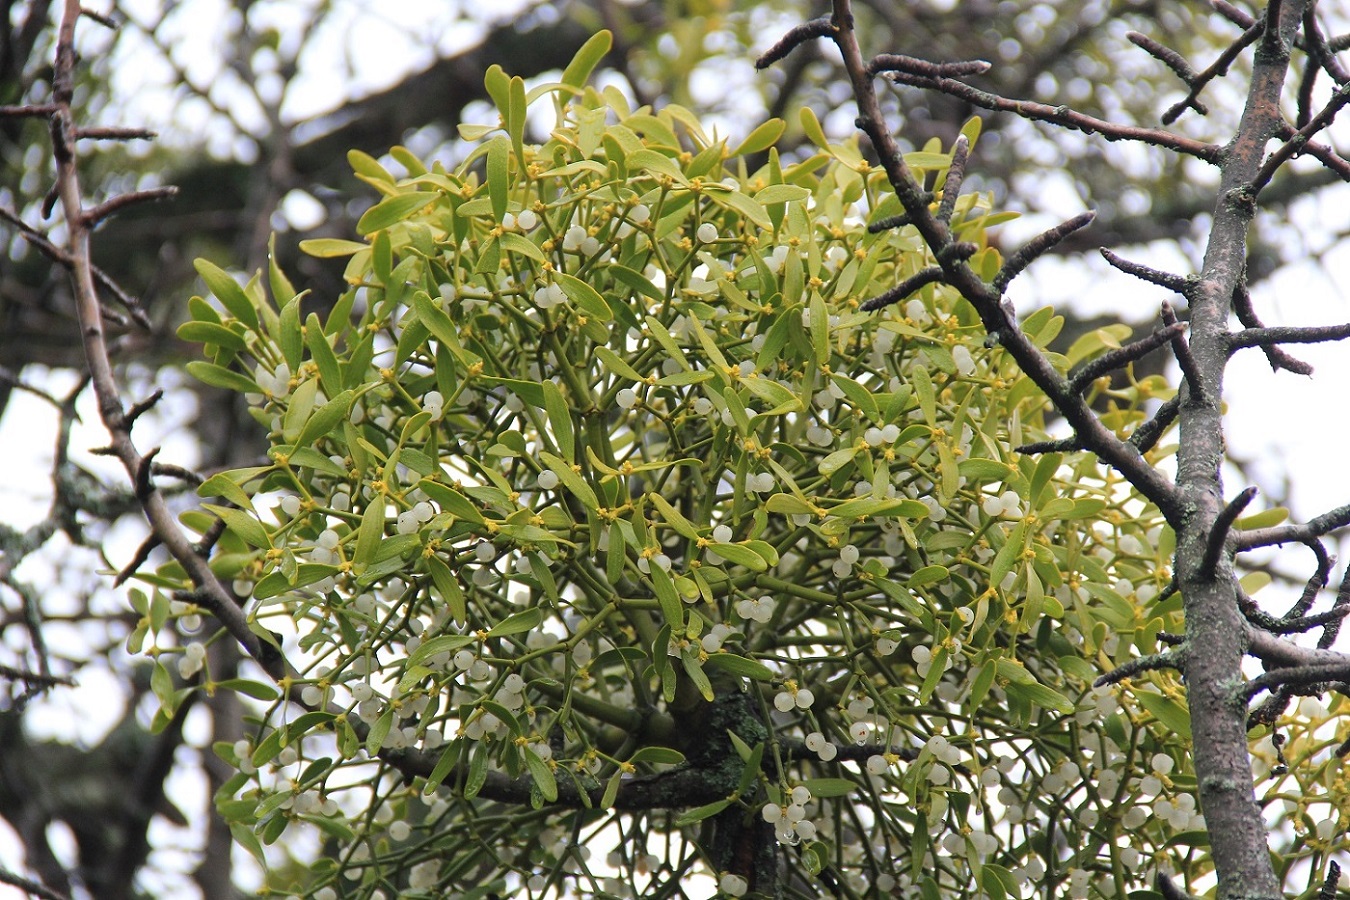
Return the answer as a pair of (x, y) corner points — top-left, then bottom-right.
(169, 31), (1185, 900)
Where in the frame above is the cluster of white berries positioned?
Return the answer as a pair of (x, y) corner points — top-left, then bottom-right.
(831, 543), (861, 578)
(395, 501), (436, 534)
(734, 596), (775, 622)
(761, 784), (818, 844)
(248, 360), (291, 403)
(532, 281), (568, 309)
(500, 208), (539, 232)
(773, 683), (815, 712)
(562, 224), (601, 255)
(981, 489), (1023, 518)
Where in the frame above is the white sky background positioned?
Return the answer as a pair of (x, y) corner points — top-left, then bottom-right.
(5, 0), (1350, 895)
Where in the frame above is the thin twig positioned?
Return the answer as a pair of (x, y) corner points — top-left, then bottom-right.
(1162, 16), (1265, 124)
(1099, 248), (1191, 292)
(1231, 281), (1312, 374)
(83, 185), (178, 226)
(1161, 302), (1205, 402)
(1237, 501), (1350, 551)
(1066, 322), (1185, 395)
(882, 71), (1224, 163)
(755, 17), (835, 69)
(1016, 437), (1082, 454)
(1129, 395), (1181, 453)
(867, 55), (991, 78)
(1199, 486), (1258, 580)
(993, 211), (1096, 293)
(861, 266), (946, 311)
(935, 135), (969, 224)
(1252, 80), (1350, 195)
(1094, 648), (1187, 686)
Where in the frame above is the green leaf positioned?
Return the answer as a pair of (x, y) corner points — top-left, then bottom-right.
(365, 706), (394, 755)
(194, 259), (259, 330)
(541, 380), (574, 459)
(674, 797), (731, 826)
(554, 271), (613, 321)
(295, 390), (353, 450)
(1005, 680), (1075, 715)
(487, 607), (543, 638)
(486, 136), (509, 224)
(703, 653), (775, 681)
(649, 564), (683, 630)
(801, 778), (857, 798)
(354, 500), (386, 567)
(186, 361), (260, 395)
(800, 106), (829, 150)
(483, 64), (510, 121)
(539, 451), (599, 510)
(356, 192), (433, 235)
(628, 747), (686, 765)
(298, 238), (368, 258)
(753, 183), (811, 205)
(507, 76), (527, 167)
(733, 118), (786, 156)
(562, 31), (612, 90)
(647, 493), (700, 541)
(707, 542), (768, 572)
(1135, 691), (1192, 739)
(406, 633), (476, 667)
(523, 746), (558, 802)
(203, 504), (271, 550)
(177, 320), (246, 351)
(908, 565), (950, 588)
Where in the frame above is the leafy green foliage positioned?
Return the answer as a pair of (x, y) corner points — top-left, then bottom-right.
(165, 33), (1204, 899)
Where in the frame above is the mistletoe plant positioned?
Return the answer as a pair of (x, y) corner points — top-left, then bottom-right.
(167, 31), (1189, 900)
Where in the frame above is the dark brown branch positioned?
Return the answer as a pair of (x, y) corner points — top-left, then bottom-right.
(868, 191), (936, 233)
(0, 868), (71, 900)
(1129, 395), (1181, 453)
(1241, 663), (1350, 701)
(1098, 248), (1191, 292)
(0, 206), (152, 330)
(1231, 281), (1312, 374)
(1199, 486), (1258, 580)
(1237, 501), (1350, 551)
(1127, 32), (1208, 116)
(79, 5), (118, 28)
(992, 211), (1096, 293)
(1304, 6), (1350, 84)
(1161, 16), (1265, 125)
(882, 71), (1224, 163)
(0, 665), (76, 689)
(1318, 563), (1350, 649)
(755, 17), (834, 70)
(75, 126), (156, 141)
(935, 135), (969, 224)
(1094, 648), (1187, 686)
(861, 266), (946, 311)
(1066, 322), (1185, 395)
(82, 185), (178, 226)
(1161, 302), (1204, 402)
(0, 103), (59, 117)
(867, 54), (991, 79)
(1229, 321), (1350, 352)
(1016, 437), (1083, 454)
(114, 533), (163, 587)
(125, 389), (164, 427)
(1252, 80), (1350, 195)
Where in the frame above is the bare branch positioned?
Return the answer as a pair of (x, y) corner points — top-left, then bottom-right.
(1016, 437), (1083, 454)
(935, 134), (969, 224)
(993, 211), (1096, 293)
(1161, 16), (1265, 124)
(1199, 486), (1257, 580)
(867, 54), (991, 78)
(1099, 248), (1191, 292)
(882, 70), (1224, 163)
(1231, 281), (1313, 374)
(1237, 501), (1350, 551)
(75, 125), (156, 141)
(1252, 80), (1350, 195)
(1229, 321), (1350, 352)
(1161, 302), (1205, 402)
(1129, 395), (1181, 453)
(861, 266), (946, 311)
(1066, 322), (1185, 395)
(1094, 648), (1187, 686)
(83, 185), (178, 226)
(755, 17), (834, 70)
